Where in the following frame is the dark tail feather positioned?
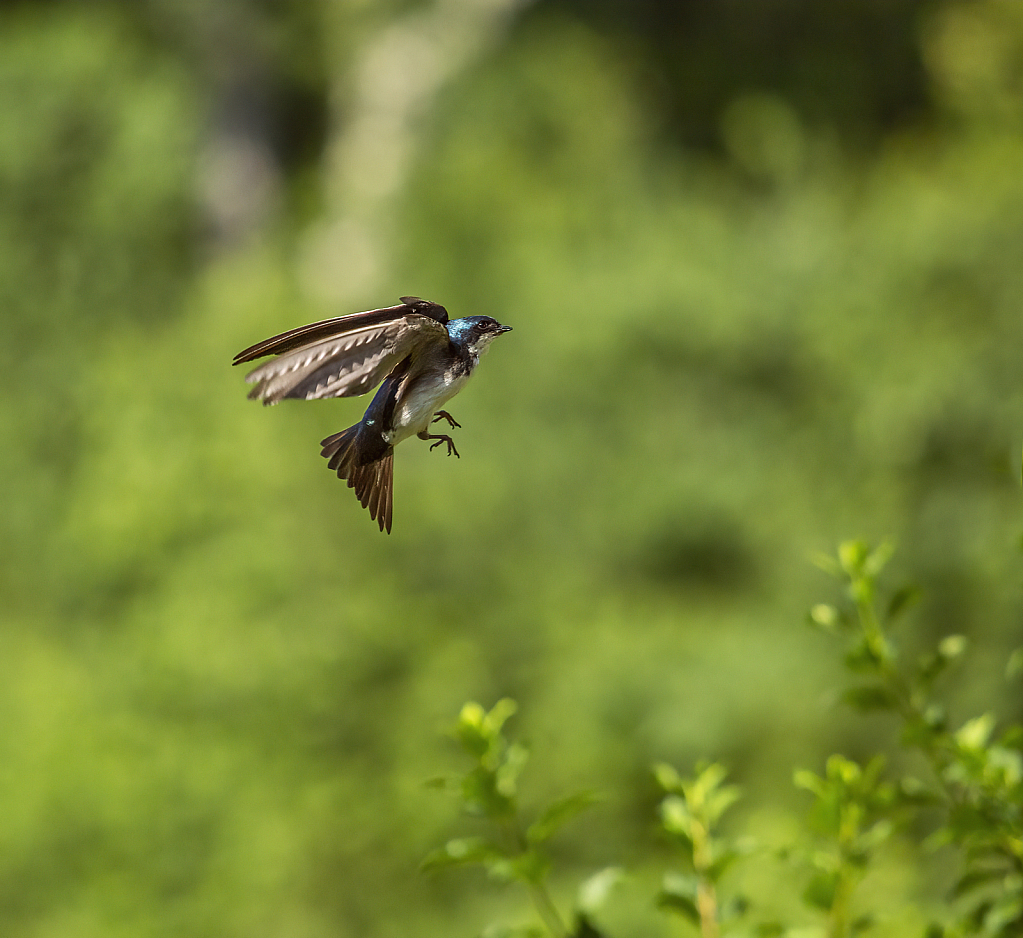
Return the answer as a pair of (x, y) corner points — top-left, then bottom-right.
(320, 426), (394, 533)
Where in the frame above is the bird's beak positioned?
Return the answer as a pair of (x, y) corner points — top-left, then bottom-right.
(497, 324), (513, 334)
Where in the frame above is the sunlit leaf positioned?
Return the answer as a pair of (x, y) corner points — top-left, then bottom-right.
(484, 698), (519, 737)
(576, 866), (625, 915)
(838, 540), (869, 576)
(956, 713), (995, 750)
(653, 762), (684, 794)
(793, 768), (825, 797)
(938, 634), (967, 660)
(660, 795), (695, 843)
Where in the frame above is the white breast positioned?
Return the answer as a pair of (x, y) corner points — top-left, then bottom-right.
(385, 364), (472, 445)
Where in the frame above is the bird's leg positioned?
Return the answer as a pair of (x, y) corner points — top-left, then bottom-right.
(432, 410), (461, 428)
(418, 429), (460, 458)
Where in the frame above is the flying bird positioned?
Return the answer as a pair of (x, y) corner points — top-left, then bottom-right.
(233, 296), (512, 533)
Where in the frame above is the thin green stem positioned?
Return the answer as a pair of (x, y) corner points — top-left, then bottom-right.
(696, 878), (719, 938)
(827, 868), (855, 938)
(500, 818), (570, 938)
(852, 580), (960, 806)
(529, 882), (571, 938)
(691, 817), (719, 938)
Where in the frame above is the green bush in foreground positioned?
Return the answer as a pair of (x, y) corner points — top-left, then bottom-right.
(429, 542), (1023, 938)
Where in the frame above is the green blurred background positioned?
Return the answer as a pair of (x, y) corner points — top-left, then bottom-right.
(2, 0), (1023, 934)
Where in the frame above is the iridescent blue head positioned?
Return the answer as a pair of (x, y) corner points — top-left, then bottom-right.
(446, 316), (512, 356)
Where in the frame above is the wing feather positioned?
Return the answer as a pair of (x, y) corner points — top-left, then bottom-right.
(232, 297), (448, 365)
(239, 310), (450, 405)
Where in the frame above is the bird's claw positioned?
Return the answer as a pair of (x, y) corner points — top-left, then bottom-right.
(432, 410), (461, 429)
(428, 435), (460, 458)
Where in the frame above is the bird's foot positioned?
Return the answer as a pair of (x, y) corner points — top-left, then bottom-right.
(419, 430), (460, 457)
(432, 410), (461, 429)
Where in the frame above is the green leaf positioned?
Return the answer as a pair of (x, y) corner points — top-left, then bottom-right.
(706, 784), (742, 825)
(495, 741), (529, 798)
(858, 819), (894, 852)
(842, 684), (897, 712)
(826, 753), (862, 785)
(690, 762), (730, 803)
(809, 602), (841, 632)
(707, 845), (745, 883)
(661, 871), (699, 898)
(946, 803), (994, 840)
(484, 697), (519, 736)
(508, 849), (550, 885)
(653, 762), (684, 794)
(576, 867), (625, 916)
(850, 913), (876, 935)
(895, 776), (941, 806)
(838, 540), (869, 576)
(660, 795), (694, 840)
(1000, 725), (1023, 750)
(986, 744), (1023, 786)
(983, 893), (1023, 934)
(572, 912), (608, 938)
(803, 870), (839, 911)
(526, 790), (601, 845)
(812, 551), (842, 577)
(845, 638), (885, 673)
(657, 873), (701, 925)
(461, 766), (515, 819)
(952, 866), (1010, 898)
(920, 634), (969, 684)
(456, 701), (491, 757)
(887, 585), (920, 621)
(420, 836), (504, 872)
(956, 713), (996, 750)
(863, 540), (895, 577)
(719, 894), (749, 921)
(793, 768), (825, 797)
(938, 634), (968, 660)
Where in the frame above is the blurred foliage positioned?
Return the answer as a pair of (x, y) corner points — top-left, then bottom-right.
(433, 543), (1022, 937)
(2, 0), (1023, 936)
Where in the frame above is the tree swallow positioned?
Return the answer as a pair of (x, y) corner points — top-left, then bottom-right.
(233, 296), (512, 533)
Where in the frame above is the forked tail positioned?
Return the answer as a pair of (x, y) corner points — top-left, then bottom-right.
(320, 425), (394, 533)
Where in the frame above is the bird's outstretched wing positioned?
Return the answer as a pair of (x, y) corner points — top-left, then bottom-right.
(233, 297), (450, 405)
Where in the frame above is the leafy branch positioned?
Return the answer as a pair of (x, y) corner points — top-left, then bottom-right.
(809, 541), (1023, 937)
(423, 699), (610, 938)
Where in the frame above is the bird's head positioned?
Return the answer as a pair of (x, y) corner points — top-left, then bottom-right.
(447, 316), (513, 356)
